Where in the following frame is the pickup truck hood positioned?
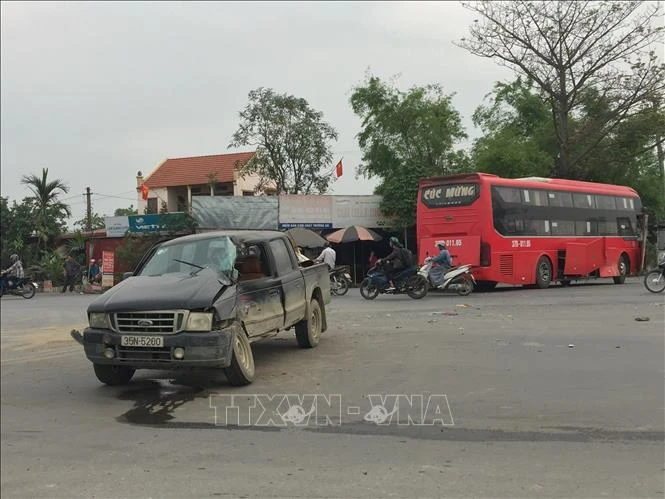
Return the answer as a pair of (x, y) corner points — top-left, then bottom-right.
(89, 270), (230, 312)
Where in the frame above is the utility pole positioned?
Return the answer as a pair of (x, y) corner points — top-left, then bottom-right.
(85, 187), (92, 233)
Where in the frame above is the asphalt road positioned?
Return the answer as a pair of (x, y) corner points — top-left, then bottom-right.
(1, 278), (664, 498)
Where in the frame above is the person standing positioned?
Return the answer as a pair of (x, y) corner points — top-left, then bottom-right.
(62, 255), (80, 293)
(368, 251), (379, 268)
(88, 258), (101, 284)
(315, 241), (336, 270)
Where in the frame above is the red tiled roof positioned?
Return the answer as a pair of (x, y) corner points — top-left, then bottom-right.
(144, 152), (255, 188)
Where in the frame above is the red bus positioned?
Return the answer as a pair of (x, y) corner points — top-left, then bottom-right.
(417, 173), (647, 289)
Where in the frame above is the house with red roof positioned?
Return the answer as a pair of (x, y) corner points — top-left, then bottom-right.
(136, 151), (276, 214)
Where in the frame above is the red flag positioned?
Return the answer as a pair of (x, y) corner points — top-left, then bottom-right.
(335, 160), (343, 177)
(140, 183), (149, 200)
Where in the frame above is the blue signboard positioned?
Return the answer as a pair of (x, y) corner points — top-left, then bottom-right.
(128, 213), (192, 233)
(279, 222), (333, 229)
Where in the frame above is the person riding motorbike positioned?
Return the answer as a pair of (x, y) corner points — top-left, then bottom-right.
(378, 237), (406, 291)
(1, 254), (25, 292)
(428, 242), (452, 287)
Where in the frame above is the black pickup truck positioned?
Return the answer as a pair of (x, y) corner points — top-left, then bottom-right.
(77, 230), (331, 386)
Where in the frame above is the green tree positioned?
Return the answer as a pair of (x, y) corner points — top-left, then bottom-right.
(458, 1), (664, 179)
(472, 78), (556, 177)
(114, 205), (138, 216)
(229, 87), (339, 194)
(350, 75), (468, 228)
(20, 168), (71, 253)
(73, 212), (105, 231)
(472, 77), (665, 221)
(1, 197), (41, 265)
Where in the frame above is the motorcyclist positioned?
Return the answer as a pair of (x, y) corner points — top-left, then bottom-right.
(378, 237), (405, 291)
(429, 242), (452, 286)
(1, 254), (25, 291)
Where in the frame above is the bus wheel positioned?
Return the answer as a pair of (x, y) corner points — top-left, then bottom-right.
(613, 255), (628, 284)
(535, 257), (552, 289)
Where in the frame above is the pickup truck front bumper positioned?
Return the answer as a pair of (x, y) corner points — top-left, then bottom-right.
(82, 326), (237, 370)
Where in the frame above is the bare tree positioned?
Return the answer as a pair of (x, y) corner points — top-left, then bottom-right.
(457, 1), (664, 178)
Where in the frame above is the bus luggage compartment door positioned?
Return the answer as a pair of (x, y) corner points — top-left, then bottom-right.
(563, 238), (603, 276)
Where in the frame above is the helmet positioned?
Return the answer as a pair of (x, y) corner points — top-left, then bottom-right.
(389, 236), (401, 248)
(10, 254), (19, 262)
(435, 241), (446, 250)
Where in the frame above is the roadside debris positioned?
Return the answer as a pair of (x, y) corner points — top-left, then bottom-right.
(456, 304), (472, 308)
(568, 344), (575, 348)
(634, 316), (650, 322)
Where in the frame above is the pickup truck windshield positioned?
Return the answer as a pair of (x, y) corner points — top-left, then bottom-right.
(137, 236), (238, 282)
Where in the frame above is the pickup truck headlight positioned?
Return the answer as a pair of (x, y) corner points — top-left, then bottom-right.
(89, 312), (110, 329)
(186, 312), (213, 331)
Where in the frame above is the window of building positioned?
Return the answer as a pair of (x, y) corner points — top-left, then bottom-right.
(147, 198), (158, 214)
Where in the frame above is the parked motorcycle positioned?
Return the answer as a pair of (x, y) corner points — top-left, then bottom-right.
(0, 272), (37, 299)
(418, 257), (476, 296)
(359, 262), (428, 300)
(643, 260), (665, 293)
(330, 266), (351, 296)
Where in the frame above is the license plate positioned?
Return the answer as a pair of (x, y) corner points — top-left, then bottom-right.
(121, 335), (164, 348)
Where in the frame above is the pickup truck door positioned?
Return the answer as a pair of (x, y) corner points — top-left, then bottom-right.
(268, 238), (307, 328)
(237, 243), (284, 337)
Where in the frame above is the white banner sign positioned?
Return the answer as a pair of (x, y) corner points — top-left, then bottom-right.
(104, 216), (130, 237)
(332, 196), (392, 228)
(278, 195), (333, 229)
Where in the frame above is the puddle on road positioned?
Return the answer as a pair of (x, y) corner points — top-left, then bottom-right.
(116, 376), (212, 425)
(113, 380), (665, 443)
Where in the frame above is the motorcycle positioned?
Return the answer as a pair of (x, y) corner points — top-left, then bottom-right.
(643, 260), (665, 293)
(0, 272), (37, 299)
(359, 261), (428, 300)
(418, 257), (476, 296)
(330, 266), (351, 296)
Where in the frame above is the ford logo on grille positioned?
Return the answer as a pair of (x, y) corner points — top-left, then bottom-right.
(137, 319), (154, 327)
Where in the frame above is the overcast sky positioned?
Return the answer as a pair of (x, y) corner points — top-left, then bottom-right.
(1, 1), (513, 224)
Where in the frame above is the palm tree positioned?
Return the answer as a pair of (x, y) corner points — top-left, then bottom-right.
(20, 168), (72, 252)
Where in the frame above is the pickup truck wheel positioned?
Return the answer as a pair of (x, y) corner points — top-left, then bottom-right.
(224, 332), (255, 386)
(93, 364), (135, 386)
(295, 299), (321, 348)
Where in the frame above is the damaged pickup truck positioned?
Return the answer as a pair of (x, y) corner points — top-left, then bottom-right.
(76, 230), (331, 386)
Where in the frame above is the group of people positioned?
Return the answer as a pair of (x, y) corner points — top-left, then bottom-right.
(1, 253), (102, 295)
(306, 235), (453, 291)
